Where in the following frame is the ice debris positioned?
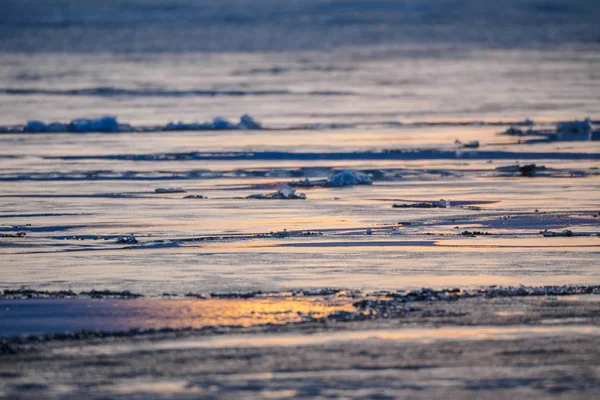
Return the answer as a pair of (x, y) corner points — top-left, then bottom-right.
(247, 185), (306, 200)
(455, 140), (480, 149)
(541, 229), (574, 237)
(438, 199), (451, 208)
(326, 171), (373, 187)
(501, 118), (597, 141)
(18, 114), (262, 133)
(556, 118), (592, 140)
(290, 171), (373, 188)
(24, 116), (131, 133)
(116, 234), (138, 244)
(163, 114), (262, 131)
(393, 199), (450, 208)
(155, 187), (186, 193)
(496, 164), (546, 177)
(0, 232), (26, 238)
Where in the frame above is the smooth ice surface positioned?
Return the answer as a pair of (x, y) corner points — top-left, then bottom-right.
(0, 297), (354, 337)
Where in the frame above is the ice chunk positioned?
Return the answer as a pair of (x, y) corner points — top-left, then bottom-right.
(541, 229), (574, 237)
(68, 116), (119, 133)
(212, 117), (236, 130)
(24, 120), (47, 133)
(277, 185), (295, 198)
(438, 199), (451, 208)
(18, 114), (262, 133)
(47, 122), (67, 132)
(326, 171), (373, 187)
(247, 185), (306, 200)
(503, 127), (525, 136)
(238, 114), (262, 130)
(25, 118), (121, 133)
(522, 118), (535, 126)
(455, 140), (479, 149)
(162, 115), (262, 131)
(393, 200), (450, 208)
(116, 234), (138, 244)
(556, 118), (592, 140)
(496, 164), (546, 177)
(289, 178), (328, 188)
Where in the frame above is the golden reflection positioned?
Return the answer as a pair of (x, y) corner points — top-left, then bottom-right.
(122, 297), (355, 330)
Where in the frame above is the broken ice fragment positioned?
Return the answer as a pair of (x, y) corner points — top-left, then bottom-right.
(24, 120), (47, 133)
(541, 229), (574, 237)
(455, 140), (479, 149)
(326, 171), (373, 187)
(116, 234), (138, 244)
(556, 118), (592, 140)
(247, 185), (306, 200)
(238, 114), (262, 130)
(211, 117), (236, 130)
(69, 116), (119, 133)
(438, 199), (451, 208)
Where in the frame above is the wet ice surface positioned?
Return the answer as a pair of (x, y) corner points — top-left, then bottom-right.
(1, 124), (599, 295)
(0, 297), (355, 337)
(4, 294), (600, 399)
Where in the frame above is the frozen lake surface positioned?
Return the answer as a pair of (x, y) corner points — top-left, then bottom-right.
(1, 1), (600, 398)
(1, 123), (599, 295)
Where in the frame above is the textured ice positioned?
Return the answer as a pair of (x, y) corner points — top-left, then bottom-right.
(326, 171), (373, 187)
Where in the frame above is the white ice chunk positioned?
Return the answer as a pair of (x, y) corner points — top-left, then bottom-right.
(277, 185), (296, 198)
(438, 199), (451, 208)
